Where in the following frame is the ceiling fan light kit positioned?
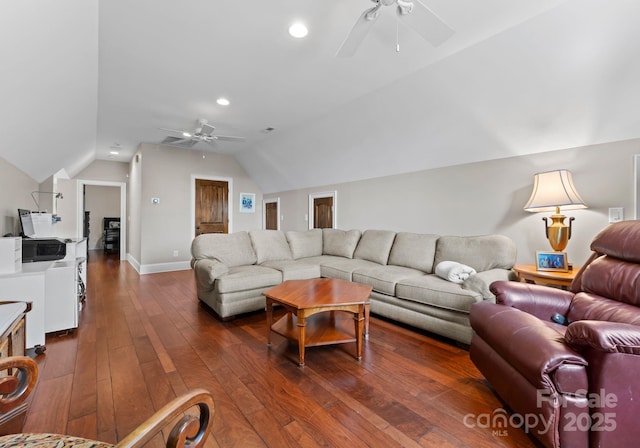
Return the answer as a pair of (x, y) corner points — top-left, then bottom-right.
(337, 0), (454, 57)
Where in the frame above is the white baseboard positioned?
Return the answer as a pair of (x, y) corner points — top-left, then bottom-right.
(126, 254), (190, 275)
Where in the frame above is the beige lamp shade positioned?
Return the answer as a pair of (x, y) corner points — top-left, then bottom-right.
(524, 169), (587, 212)
(524, 169), (587, 253)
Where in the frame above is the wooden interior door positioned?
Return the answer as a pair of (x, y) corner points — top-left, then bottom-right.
(265, 202), (278, 230)
(313, 197), (333, 229)
(195, 179), (228, 235)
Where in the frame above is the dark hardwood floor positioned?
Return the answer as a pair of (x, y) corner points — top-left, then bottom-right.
(23, 251), (538, 447)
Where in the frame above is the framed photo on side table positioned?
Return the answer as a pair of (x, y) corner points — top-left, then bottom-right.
(536, 251), (568, 272)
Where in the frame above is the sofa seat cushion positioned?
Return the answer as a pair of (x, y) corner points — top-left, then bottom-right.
(319, 258), (380, 281)
(261, 260), (321, 281)
(322, 229), (361, 258)
(352, 265), (425, 295)
(388, 232), (439, 273)
(395, 275), (482, 313)
(297, 255), (345, 265)
(353, 229), (397, 265)
(249, 230), (293, 264)
(286, 229), (323, 259)
(215, 265), (282, 293)
(191, 231), (257, 267)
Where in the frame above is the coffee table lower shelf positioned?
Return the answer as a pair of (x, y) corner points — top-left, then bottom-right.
(269, 310), (362, 366)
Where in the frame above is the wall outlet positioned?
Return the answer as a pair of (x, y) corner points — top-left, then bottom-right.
(173, 250), (179, 257)
(609, 207), (624, 223)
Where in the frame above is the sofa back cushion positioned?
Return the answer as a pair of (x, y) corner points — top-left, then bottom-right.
(353, 230), (397, 265)
(388, 232), (439, 273)
(323, 229), (361, 259)
(434, 234), (516, 272)
(578, 255), (640, 306)
(286, 229), (323, 259)
(249, 230), (293, 264)
(191, 231), (257, 267)
(590, 220), (640, 263)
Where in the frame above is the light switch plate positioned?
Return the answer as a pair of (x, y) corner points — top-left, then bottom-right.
(609, 207), (624, 223)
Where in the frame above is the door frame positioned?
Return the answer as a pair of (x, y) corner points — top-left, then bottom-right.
(191, 174), (233, 240)
(76, 179), (127, 259)
(308, 191), (337, 230)
(263, 197), (280, 230)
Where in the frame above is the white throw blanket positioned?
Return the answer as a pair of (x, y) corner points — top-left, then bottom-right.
(435, 261), (477, 284)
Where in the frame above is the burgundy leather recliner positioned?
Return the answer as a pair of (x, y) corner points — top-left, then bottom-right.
(469, 220), (640, 448)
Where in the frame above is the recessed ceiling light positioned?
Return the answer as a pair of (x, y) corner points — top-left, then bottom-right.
(288, 22), (308, 38)
(216, 98), (230, 106)
(109, 150), (119, 155)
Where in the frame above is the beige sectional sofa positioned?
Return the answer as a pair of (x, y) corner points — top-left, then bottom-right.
(190, 228), (517, 344)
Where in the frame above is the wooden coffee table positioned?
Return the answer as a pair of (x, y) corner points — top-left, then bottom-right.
(263, 278), (372, 366)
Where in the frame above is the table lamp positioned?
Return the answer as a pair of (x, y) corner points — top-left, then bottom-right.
(524, 169), (587, 252)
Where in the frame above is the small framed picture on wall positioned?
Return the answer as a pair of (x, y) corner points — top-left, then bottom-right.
(536, 251), (568, 272)
(239, 193), (256, 213)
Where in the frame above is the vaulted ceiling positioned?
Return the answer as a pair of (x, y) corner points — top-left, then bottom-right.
(1, 0), (639, 193)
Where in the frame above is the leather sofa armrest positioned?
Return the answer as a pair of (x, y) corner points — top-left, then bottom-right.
(470, 301), (587, 389)
(565, 321), (640, 355)
(462, 269), (516, 300)
(192, 259), (229, 291)
(490, 280), (574, 320)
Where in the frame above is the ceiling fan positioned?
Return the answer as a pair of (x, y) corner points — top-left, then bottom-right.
(336, 0), (454, 57)
(159, 118), (245, 147)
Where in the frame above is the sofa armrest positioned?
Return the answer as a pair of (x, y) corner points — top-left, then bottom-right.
(490, 280), (574, 320)
(470, 301), (587, 389)
(565, 321), (640, 355)
(462, 269), (516, 300)
(192, 259), (229, 291)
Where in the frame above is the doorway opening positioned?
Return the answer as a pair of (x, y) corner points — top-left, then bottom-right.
(77, 180), (127, 260)
(308, 191), (337, 229)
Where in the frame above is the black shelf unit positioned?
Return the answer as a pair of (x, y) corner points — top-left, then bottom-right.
(103, 217), (120, 254)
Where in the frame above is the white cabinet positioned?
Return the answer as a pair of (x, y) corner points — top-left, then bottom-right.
(0, 237), (21, 274)
(44, 261), (77, 333)
(0, 238), (88, 351)
(0, 264), (47, 350)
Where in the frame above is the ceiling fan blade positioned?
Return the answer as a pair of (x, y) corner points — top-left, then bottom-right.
(200, 123), (216, 136)
(158, 127), (186, 135)
(336, 4), (381, 57)
(397, 0), (454, 47)
(214, 135), (246, 143)
(161, 137), (196, 146)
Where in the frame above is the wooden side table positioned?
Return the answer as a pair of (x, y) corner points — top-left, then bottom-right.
(513, 264), (580, 290)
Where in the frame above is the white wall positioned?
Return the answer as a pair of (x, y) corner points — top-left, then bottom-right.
(128, 152), (142, 264)
(134, 144), (262, 270)
(266, 139), (639, 267)
(0, 157), (38, 236)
